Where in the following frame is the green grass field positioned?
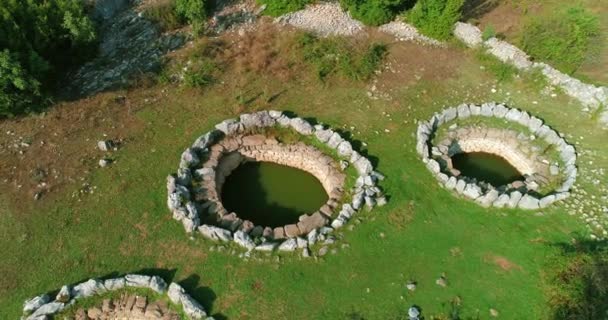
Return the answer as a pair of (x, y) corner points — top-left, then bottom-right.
(1, 20), (607, 320)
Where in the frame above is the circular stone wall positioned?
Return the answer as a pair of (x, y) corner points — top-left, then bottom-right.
(167, 110), (386, 252)
(21, 275), (209, 320)
(416, 103), (577, 210)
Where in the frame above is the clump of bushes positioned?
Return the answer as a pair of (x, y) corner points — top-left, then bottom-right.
(175, 0), (208, 35)
(144, 2), (184, 31)
(339, 0), (414, 26)
(296, 33), (387, 81)
(257, 0), (315, 17)
(0, 0), (97, 117)
(519, 5), (599, 75)
(144, 0), (208, 34)
(407, 0), (464, 40)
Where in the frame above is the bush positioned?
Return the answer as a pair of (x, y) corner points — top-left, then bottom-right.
(407, 0), (464, 40)
(0, 50), (42, 117)
(482, 24), (496, 41)
(296, 33), (388, 81)
(0, 0), (96, 116)
(340, 0), (413, 26)
(144, 2), (185, 31)
(519, 6), (599, 75)
(257, 0), (315, 17)
(175, 0), (208, 35)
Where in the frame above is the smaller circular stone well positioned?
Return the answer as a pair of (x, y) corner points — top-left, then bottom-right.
(167, 111), (386, 253)
(416, 103), (577, 210)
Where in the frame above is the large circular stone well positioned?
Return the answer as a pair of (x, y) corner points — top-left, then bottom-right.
(416, 103), (577, 210)
(167, 111), (386, 252)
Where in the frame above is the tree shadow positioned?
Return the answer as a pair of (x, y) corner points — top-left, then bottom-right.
(461, 0), (501, 21)
(178, 273), (227, 319)
(546, 237), (608, 320)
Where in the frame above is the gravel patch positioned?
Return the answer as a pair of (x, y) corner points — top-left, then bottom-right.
(276, 2), (364, 37)
(379, 21), (444, 46)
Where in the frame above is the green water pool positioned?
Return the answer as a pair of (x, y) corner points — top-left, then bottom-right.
(221, 162), (329, 227)
(451, 152), (523, 187)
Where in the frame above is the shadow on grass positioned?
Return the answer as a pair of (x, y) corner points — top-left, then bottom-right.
(546, 237), (608, 320)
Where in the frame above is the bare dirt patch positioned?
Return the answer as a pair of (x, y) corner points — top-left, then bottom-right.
(485, 254), (523, 272)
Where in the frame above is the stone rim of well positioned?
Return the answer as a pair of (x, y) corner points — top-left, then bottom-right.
(167, 110), (386, 253)
(416, 102), (577, 210)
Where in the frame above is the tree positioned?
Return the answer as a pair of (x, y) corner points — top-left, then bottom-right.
(0, 50), (41, 117)
(408, 0), (464, 40)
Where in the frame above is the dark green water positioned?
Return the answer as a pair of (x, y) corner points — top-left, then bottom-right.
(221, 162), (329, 227)
(451, 152), (524, 187)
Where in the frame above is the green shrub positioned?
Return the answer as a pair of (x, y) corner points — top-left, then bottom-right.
(175, 0), (208, 35)
(296, 33), (388, 81)
(407, 0), (464, 40)
(340, 43), (388, 80)
(519, 5), (599, 75)
(482, 24), (496, 41)
(0, 50), (42, 117)
(339, 0), (413, 26)
(144, 2), (185, 31)
(476, 50), (518, 82)
(257, 0), (315, 17)
(0, 0), (96, 116)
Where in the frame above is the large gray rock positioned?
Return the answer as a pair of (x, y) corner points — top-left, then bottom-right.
(103, 277), (126, 291)
(353, 157), (373, 176)
(278, 238), (298, 251)
(23, 294), (50, 314)
(539, 195), (556, 208)
(72, 279), (105, 299)
(192, 130), (221, 150)
(239, 111), (275, 130)
(233, 230), (255, 250)
(55, 285), (71, 303)
(289, 117), (314, 135)
(180, 148), (200, 169)
(507, 191), (523, 208)
(168, 283), (207, 320)
(518, 194), (540, 210)
(337, 141), (353, 157)
(492, 194), (510, 208)
(198, 225), (232, 242)
(456, 104), (471, 119)
(327, 132), (344, 149)
(477, 189), (499, 207)
(315, 128), (333, 143)
(27, 302), (65, 318)
(215, 119), (243, 135)
(426, 159), (440, 174)
(463, 183), (482, 200)
(255, 242), (278, 251)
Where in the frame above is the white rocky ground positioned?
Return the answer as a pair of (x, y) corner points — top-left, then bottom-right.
(275, 2), (364, 37)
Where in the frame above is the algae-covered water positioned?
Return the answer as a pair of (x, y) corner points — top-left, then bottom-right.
(221, 162), (329, 227)
(451, 152), (524, 187)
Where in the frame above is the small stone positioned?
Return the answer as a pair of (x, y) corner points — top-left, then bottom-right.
(490, 308), (499, 317)
(318, 246), (329, 256)
(99, 158), (111, 167)
(97, 140), (113, 151)
(436, 276), (447, 287)
(406, 281), (416, 291)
